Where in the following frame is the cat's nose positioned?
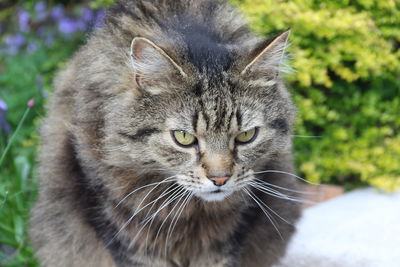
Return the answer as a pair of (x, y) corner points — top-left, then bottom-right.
(207, 176), (230, 186)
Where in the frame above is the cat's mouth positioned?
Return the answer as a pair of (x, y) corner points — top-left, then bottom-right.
(195, 188), (232, 202)
(211, 189), (222, 193)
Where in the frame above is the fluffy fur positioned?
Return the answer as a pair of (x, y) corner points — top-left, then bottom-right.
(30, 0), (301, 266)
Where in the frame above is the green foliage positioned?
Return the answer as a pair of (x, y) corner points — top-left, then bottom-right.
(232, 0), (400, 191)
(0, 39), (83, 267)
(0, 2), (86, 265)
(90, 0), (115, 9)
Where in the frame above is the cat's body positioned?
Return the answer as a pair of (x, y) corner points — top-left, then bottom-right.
(30, 0), (301, 266)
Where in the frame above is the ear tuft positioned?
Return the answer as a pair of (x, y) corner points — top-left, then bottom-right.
(241, 30), (291, 77)
(130, 37), (187, 94)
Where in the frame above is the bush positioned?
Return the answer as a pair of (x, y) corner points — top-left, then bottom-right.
(232, 0), (400, 191)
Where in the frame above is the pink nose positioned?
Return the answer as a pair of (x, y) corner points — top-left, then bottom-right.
(208, 176), (229, 186)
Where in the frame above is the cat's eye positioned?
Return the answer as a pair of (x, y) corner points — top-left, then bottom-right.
(235, 128), (258, 144)
(172, 130), (197, 147)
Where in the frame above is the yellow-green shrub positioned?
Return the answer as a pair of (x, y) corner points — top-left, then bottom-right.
(232, 0), (400, 191)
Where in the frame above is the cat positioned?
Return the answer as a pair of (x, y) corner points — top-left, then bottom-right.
(30, 0), (301, 266)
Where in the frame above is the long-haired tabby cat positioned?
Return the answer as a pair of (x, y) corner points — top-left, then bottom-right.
(30, 0), (301, 266)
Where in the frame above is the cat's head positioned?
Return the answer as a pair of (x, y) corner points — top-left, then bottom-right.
(102, 30), (295, 202)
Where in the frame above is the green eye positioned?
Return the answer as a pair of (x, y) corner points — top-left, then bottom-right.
(235, 128), (258, 144)
(172, 130), (197, 146)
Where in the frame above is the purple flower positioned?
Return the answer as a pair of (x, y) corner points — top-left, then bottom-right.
(51, 5), (65, 20)
(37, 26), (46, 37)
(45, 35), (55, 46)
(82, 7), (95, 22)
(35, 2), (48, 22)
(5, 34), (25, 47)
(27, 43), (39, 53)
(18, 10), (30, 32)
(0, 100), (7, 111)
(0, 99), (11, 135)
(3, 46), (17, 55)
(4, 34), (25, 54)
(76, 20), (87, 31)
(35, 2), (46, 12)
(94, 10), (105, 27)
(58, 18), (77, 35)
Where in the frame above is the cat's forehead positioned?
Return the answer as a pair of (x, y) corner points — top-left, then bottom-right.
(167, 85), (264, 133)
(173, 17), (235, 76)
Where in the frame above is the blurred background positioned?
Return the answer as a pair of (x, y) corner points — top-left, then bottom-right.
(0, 0), (399, 266)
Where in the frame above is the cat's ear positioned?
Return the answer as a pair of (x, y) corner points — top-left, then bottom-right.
(130, 37), (187, 94)
(240, 30), (290, 77)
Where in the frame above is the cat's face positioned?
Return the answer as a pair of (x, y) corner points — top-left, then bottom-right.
(102, 32), (294, 202)
(161, 98), (291, 202)
(105, 82), (293, 202)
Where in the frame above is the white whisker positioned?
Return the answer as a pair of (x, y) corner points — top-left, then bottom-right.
(253, 178), (316, 195)
(141, 187), (186, 236)
(243, 188), (283, 240)
(108, 181), (177, 248)
(291, 135), (322, 138)
(122, 184), (178, 232)
(246, 187), (292, 225)
(115, 175), (177, 208)
(148, 189), (189, 256)
(249, 182), (315, 205)
(133, 183), (180, 222)
(127, 187), (186, 250)
(252, 170), (319, 185)
(164, 192), (193, 257)
(143, 186), (187, 257)
(143, 184), (181, 219)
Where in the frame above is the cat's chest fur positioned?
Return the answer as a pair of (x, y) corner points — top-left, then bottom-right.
(95, 185), (248, 266)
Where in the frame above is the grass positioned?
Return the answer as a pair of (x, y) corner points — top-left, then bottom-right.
(0, 105), (38, 266)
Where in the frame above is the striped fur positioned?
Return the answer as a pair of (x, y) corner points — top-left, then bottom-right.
(30, 1), (301, 266)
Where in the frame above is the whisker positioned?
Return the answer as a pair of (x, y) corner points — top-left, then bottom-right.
(249, 182), (294, 199)
(291, 135), (322, 138)
(127, 187), (186, 250)
(143, 186), (187, 257)
(134, 183), (181, 222)
(115, 175), (177, 208)
(248, 181), (290, 197)
(253, 178), (316, 195)
(141, 186), (186, 226)
(148, 189), (189, 256)
(249, 182), (315, 205)
(252, 170), (319, 185)
(122, 184), (178, 231)
(133, 178), (177, 215)
(246, 187), (292, 225)
(243, 188), (283, 240)
(108, 182), (177, 248)
(141, 186), (186, 239)
(143, 184), (181, 219)
(164, 192), (193, 257)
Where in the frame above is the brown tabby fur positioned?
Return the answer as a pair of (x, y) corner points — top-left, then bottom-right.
(30, 0), (301, 266)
